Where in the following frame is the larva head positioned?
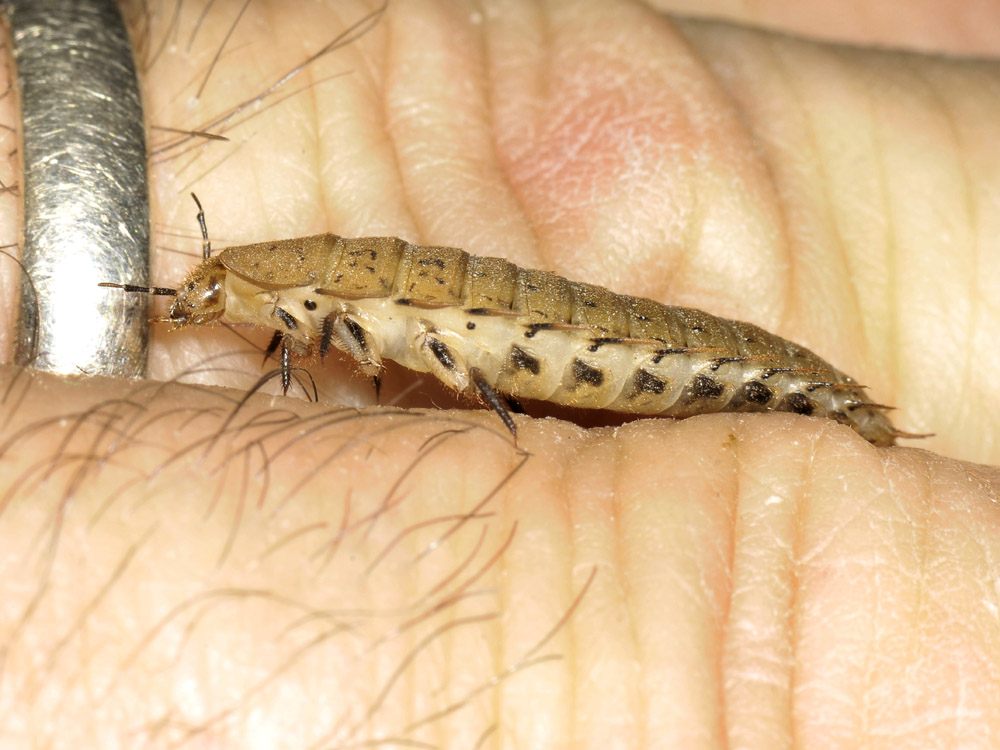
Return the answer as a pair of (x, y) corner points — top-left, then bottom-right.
(164, 257), (228, 327)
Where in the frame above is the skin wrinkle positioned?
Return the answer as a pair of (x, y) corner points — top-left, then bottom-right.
(920, 466), (983, 745)
(906, 456), (933, 745)
(808, 49), (876, 365)
(647, 0), (1000, 58)
(673, 21), (796, 333)
(888, 60), (977, 446)
(774, 439), (804, 750)
(859, 67), (901, 403)
(716, 427), (738, 747)
(820, 56), (895, 382)
(478, 4), (545, 265)
(384, 1), (459, 247)
(608, 433), (646, 750)
(479, 0), (550, 272)
(496, 2), (703, 287)
(786, 428), (819, 750)
(759, 36), (866, 362)
(569, 431), (634, 749)
(310, 1), (360, 238)
(860, 456), (888, 745)
(416, 3), (534, 258)
(668, 25), (760, 314)
(915, 68), (979, 440)
(382, 0), (526, 256)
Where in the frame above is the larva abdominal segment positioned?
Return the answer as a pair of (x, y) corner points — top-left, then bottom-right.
(138, 232), (904, 447)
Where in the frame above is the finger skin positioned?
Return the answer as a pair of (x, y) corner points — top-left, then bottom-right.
(1, 367), (999, 748)
(647, 0), (1000, 57)
(136, 1), (1000, 463)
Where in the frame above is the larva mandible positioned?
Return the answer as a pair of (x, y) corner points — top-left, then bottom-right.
(102, 197), (914, 447)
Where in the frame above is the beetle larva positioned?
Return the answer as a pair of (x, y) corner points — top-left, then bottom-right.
(101, 199), (913, 446)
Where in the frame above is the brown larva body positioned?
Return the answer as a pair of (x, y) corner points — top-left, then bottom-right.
(145, 233), (903, 446)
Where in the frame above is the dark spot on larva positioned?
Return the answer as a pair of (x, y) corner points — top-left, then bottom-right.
(584, 300), (597, 308)
(761, 367), (794, 380)
(524, 323), (553, 339)
(419, 258), (446, 269)
(274, 307), (297, 331)
(691, 325), (704, 333)
(466, 321), (476, 330)
(395, 298), (414, 306)
(588, 337), (624, 352)
(366, 265), (376, 273)
(526, 284), (540, 292)
(304, 299), (317, 311)
(465, 308), (491, 315)
(510, 346), (540, 375)
(436, 277), (445, 285)
(187, 282), (196, 291)
(428, 338), (456, 371)
(786, 392), (815, 415)
(633, 369), (666, 395)
(742, 380), (773, 405)
(652, 347), (689, 364)
(334, 273), (344, 283)
(691, 374), (724, 399)
(711, 357), (745, 372)
(572, 359), (604, 387)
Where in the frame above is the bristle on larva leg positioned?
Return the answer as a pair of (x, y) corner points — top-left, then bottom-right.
(471, 367), (517, 438)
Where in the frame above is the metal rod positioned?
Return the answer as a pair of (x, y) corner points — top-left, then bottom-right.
(4, 0), (149, 376)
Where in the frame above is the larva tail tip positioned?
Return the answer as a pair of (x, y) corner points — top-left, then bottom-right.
(848, 401), (896, 412)
(891, 429), (934, 441)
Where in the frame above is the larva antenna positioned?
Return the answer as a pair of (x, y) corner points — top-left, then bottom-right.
(98, 282), (177, 296)
(191, 192), (211, 259)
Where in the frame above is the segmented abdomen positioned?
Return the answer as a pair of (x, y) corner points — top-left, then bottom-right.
(223, 235), (900, 446)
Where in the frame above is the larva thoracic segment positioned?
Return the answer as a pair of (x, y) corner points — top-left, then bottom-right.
(102, 230), (908, 447)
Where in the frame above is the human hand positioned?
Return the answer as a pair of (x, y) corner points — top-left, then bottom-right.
(2, 1), (999, 746)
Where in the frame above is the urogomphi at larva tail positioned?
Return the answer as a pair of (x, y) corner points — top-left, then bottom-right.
(100, 196), (919, 447)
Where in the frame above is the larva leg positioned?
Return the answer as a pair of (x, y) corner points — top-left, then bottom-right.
(262, 329), (282, 365)
(471, 367), (517, 438)
(319, 316), (336, 361)
(410, 320), (471, 393)
(280, 334), (293, 395)
(332, 315), (383, 378)
(320, 312), (384, 398)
